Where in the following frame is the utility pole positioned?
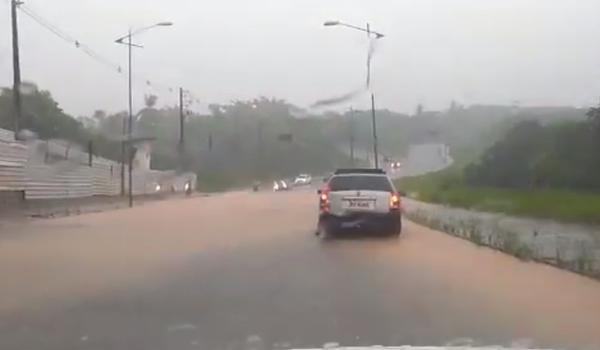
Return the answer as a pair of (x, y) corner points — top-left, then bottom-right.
(178, 87), (185, 168)
(371, 93), (379, 169)
(366, 22), (371, 88)
(11, 0), (23, 138)
(322, 19), (385, 168)
(115, 22), (173, 206)
(256, 120), (264, 178)
(366, 23), (379, 169)
(120, 116), (126, 196)
(349, 107), (355, 166)
(87, 140), (93, 166)
(127, 28), (134, 208)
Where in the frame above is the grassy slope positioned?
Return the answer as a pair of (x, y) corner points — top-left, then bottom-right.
(396, 120), (600, 224)
(397, 165), (600, 224)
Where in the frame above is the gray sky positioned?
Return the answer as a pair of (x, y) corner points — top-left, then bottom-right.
(2, 0), (600, 116)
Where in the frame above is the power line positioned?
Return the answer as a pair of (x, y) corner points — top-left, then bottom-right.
(19, 4), (122, 73)
(14, 3), (204, 112)
(20, 6), (75, 42)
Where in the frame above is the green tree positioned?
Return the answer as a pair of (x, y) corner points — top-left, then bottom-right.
(415, 104), (423, 117)
(587, 99), (600, 134)
(465, 118), (600, 191)
(465, 120), (546, 188)
(0, 83), (84, 142)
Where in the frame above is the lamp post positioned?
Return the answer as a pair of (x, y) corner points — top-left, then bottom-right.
(324, 20), (385, 168)
(115, 22), (173, 207)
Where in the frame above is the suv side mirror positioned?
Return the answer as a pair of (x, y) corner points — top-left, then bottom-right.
(399, 190), (407, 197)
(317, 189), (322, 195)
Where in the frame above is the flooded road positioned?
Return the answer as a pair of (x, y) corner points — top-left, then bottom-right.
(0, 190), (599, 350)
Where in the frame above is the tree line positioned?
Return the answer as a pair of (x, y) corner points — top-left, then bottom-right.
(4, 82), (593, 192)
(464, 105), (600, 191)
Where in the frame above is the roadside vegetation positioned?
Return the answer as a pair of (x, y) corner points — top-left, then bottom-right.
(398, 104), (600, 224)
(0, 84), (514, 191)
(1, 83), (418, 191)
(402, 173), (600, 223)
(4, 82), (598, 201)
(0, 85), (352, 190)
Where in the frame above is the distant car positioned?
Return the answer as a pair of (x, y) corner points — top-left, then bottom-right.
(294, 174), (312, 186)
(316, 168), (402, 238)
(391, 161), (402, 169)
(273, 180), (290, 192)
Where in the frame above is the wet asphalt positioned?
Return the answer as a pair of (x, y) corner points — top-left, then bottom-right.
(0, 189), (599, 350)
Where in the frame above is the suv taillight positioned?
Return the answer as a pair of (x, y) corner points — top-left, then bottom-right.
(319, 187), (330, 212)
(389, 192), (400, 210)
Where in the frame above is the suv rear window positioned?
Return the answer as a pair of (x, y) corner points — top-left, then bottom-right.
(328, 175), (393, 192)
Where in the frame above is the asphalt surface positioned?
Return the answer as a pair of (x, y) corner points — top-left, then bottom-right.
(1, 189), (600, 350)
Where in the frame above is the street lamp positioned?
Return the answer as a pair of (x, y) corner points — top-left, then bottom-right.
(323, 20), (340, 26)
(115, 21), (173, 208)
(323, 20), (385, 39)
(323, 20), (385, 168)
(116, 22), (173, 44)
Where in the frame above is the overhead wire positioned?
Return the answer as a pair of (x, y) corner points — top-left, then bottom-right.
(19, 4), (123, 73)
(14, 3), (204, 112)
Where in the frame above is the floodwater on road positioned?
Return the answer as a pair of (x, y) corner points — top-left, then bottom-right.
(0, 190), (599, 350)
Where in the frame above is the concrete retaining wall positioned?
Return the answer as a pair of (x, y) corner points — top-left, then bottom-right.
(0, 128), (196, 206)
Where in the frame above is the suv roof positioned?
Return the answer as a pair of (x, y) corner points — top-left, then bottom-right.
(327, 172), (394, 192)
(334, 168), (386, 175)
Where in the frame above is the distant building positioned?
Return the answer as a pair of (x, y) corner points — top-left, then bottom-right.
(133, 140), (152, 171)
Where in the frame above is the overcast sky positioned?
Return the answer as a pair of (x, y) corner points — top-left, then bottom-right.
(2, 0), (600, 116)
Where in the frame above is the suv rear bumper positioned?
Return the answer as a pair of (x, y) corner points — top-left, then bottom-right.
(319, 210), (401, 234)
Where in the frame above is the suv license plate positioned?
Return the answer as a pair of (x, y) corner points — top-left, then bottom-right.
(343, 199), (374, 210)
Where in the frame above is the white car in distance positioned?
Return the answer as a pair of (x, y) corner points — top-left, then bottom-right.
(294, 174), (312, 186)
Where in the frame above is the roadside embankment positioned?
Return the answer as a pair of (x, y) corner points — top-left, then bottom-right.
(402, 197), (600, 279)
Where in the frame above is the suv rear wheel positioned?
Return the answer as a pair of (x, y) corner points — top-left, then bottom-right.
(316, 222), (329, 240)
(389, 220), (402, 237)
